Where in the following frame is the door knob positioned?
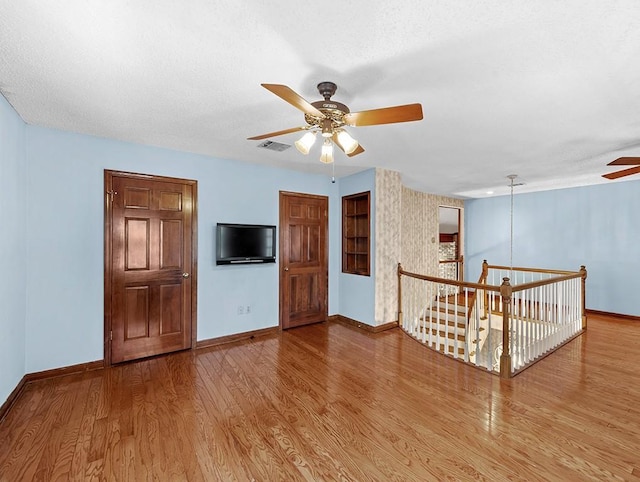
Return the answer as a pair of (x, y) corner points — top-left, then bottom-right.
(284, 267), (289, 271)
(182, 272), (190, 278)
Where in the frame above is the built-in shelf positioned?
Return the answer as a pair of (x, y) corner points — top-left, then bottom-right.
(342, 191), (370, 276)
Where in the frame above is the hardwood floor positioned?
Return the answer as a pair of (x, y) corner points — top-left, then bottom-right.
(1, 314), (640, 481)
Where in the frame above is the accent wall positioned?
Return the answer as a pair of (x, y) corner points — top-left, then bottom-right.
(0, 94), (27, 406)
(465, 182), (640, 316)
(23, 125), (340, 374)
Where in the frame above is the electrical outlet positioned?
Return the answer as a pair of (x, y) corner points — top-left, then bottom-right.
(237, 306), (244, 315)
(246, 305), (251, 314)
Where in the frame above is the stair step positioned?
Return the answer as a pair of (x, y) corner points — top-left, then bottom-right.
(428, 306), (469, 316)
(419, 328), (466, 342)
(422, 310), (467, 321)
(410, 332), (467, 356)
(420, 318), (467, 331)
(438, 293), (476, 306)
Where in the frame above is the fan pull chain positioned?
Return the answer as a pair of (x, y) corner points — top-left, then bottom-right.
(331, 162), (335, 183)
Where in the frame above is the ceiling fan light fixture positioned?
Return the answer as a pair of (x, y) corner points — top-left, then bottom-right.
(337, 130), (359, 155)
(320, 139), (334, 164)
(249, 81), (422, 163)
(294, 131), (317, 155)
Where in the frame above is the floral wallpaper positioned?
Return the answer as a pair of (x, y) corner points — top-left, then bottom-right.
(373, 168), (464, 325)
(374, 169), (402, 325)
(400, 187), (464, 276)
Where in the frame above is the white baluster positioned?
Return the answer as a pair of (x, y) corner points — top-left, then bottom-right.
(428, 281), (434, 348)
(445, 287), (450, 356)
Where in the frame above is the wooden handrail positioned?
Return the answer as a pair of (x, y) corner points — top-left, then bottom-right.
(398, 266), (502, 292)
(487, 264), (579, 276)
(438, 259), (462, 264)
(510, 272), (583, 292)
(467, 260), (488, 325)
(438, 256), (464, 282)
(397, 263), (403, 327)
(400, 264), (584, 297)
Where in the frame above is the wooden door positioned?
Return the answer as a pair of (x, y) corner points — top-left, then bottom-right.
(279, 192), (328, 329)
(105, 171), (197, 364)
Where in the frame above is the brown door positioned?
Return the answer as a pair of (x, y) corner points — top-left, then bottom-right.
(279, 191), (328, 329)
(105, 171), (197, 364)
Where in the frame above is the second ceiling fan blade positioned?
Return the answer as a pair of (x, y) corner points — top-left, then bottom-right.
(607, 157), (640, 166)
(344, 103), (423, 127)
(261, 84), (325, 118)
(602, 165), (640, 180)
(247, 126), (307, 140)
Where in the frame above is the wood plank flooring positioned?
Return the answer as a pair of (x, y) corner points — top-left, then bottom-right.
(1, 314), (640, 481)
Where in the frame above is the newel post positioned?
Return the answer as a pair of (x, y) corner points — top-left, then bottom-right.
(482, 260), (489, 319)
(397, 263), (403, 327)
(499, 277), (513, 379)
(580, 265), (587, 330)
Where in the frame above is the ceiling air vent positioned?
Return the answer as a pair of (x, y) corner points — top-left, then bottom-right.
(257, 140), (291, 152)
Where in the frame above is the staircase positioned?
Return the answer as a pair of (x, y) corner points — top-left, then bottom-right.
(407, 291), (489, 364)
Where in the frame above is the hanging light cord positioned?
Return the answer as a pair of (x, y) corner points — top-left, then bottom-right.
(510, 178), (513, 271)
(507, 174), (517, 279)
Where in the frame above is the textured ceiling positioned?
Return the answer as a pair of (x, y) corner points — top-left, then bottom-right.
(1, 1), (639, 197)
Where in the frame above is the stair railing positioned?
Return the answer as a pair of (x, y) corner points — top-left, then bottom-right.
(465, 260), (489, 364)
(495, 266), (587, 375)
(398, 262), (501, 371)
(397, 261), (587, 378)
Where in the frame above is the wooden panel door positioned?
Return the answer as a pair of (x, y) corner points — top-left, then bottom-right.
(105, 171), (197, 364)
(279, 192), (328, 329)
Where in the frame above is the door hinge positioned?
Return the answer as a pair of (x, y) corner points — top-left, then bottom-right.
(106, 190), (117, 202)
(110, 330), (113, 341)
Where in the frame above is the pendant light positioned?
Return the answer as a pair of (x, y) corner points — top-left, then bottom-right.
(294, 131), (317, 155)
(336, 130), (359, 155)
(320, 139), (334, 164)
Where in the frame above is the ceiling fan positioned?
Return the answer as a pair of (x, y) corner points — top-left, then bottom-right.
(248, 81), (423, 163)
(602, 157), (640, 180)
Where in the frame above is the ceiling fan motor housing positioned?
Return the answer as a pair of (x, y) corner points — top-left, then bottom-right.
(317, 81), (337, 100)
(305, 82), (350, 130)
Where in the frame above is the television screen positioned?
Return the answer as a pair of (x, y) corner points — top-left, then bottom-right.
(216, 223), (276, 265)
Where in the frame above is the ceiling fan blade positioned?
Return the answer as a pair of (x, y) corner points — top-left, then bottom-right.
(602, 165), (640, 180)
(261, 84), (325, 118)
(247, 126), (307, 140)
(607, 157), (640, 166)
(344, 103), (423, 127)
(331, 133), (365, 157)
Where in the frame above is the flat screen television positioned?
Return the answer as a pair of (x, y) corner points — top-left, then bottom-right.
(216, 223), (276, 265)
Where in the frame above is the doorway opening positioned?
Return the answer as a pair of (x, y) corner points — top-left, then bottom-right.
(438, 206), (463, 282)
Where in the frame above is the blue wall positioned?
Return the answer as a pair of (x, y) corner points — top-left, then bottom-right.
(465, 182), (640, 316)
(23, 126), (340, 373)
(0, 95), (27, 405)
(338, 169), (376, 324)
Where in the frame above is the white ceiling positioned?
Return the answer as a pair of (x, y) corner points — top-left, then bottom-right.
(1, 1), (639, 198)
